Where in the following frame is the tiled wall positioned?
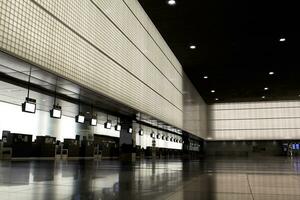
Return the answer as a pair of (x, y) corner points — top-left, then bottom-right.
(0, 0), (207, 138)
(208, 101), (300, 140)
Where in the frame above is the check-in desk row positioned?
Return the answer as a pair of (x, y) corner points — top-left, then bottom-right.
(135, 146), (182, 159)
(0, 132), (97, 159)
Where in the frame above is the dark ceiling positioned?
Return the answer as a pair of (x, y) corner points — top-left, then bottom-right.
(138, 0), (300, 103)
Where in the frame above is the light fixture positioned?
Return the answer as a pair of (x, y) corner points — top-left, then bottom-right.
(211, 90), (215, 93)
(203, 76), (208, 79)
(264, 87), (269, 91)
(128, 127), (133, 134)
(104, 114), (112, 129)
(162, 135), (165, 140)
(189, 45), (196, 49)
(262, 96), (266, 99)
(279, 38), (286, 42)
(75, 112), (85, 124)
(215, 98), (219, 101)
(167, 0), (176, 6)
(156, 134), (161, 139)
(90, 115), (97, 126)
(114, 117), (122, 131)
(170, 137), (173, 142)
(166, 136), (169, 141)
(50, 105), (62, 119)
(269, 71), (274, 75)
(22, 67), (36, 114)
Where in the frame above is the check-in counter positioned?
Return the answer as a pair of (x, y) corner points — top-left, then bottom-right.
(63, 139), (80, 157)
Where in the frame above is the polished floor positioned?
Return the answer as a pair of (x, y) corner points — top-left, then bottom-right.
(0, 157), (300, 200)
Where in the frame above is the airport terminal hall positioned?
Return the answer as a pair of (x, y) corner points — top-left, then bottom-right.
(1, 0), (300, 199)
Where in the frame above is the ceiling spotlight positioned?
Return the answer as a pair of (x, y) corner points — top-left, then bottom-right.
(279, 38), (286, 42)
(264, 87), (269, 91)
(262, 96), (266, 99)
(128, 127), (133, 134)
(269, 71), (274, 75)
(189, 45), (196, 49)
(90, 116), (97, 126)
(75, 112), (85, 124)
(215, 98), (219, 101)
(211, 90), (215, 93)
(167, 0), (176, 6)
(50, 105), (62, 119)
(203, 76), (208, 79)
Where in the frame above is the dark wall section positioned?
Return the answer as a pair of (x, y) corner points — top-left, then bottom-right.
(204, 140), (299, 157)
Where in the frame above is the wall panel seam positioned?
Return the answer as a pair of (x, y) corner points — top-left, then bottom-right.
(29, 0), (183, 112)
(90, 0), (182, 94)
(121, 0), (183, 78)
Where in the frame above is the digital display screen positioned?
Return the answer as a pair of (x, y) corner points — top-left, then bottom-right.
(115, 124), (121, 131)
(77, 115), (85, 123)
(22, 102), (36, 113)
(296, 144), (300, 150)
(104, 121), (112, 129)
(91, 118), (97, 126)
(51, 109), (61, 118)
(139, 130), (144, 136)
(25, 102), (36, 113)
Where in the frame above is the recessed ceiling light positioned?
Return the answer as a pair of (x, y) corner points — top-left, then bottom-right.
(203, 76), (208, 79)
(279, 38), (286, 42)
(211, 90), (215, 93)
(215, 98), (219, 101)
(264, 87), (269, 91)
(269, 71), (274, 75)
(167, 0), (176, 5)
(189, 45), (196, 49)
(262, 96), (266, 99)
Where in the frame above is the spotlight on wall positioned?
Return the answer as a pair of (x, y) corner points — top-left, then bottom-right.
(166, 136), (169, 141)
(22, 97), (36, 113)
(156, 134), (161, 139)
(128, 127), (133, 134)
(75, 112), (85, 124)
(170, 137), (173, 142)
(162, 135), (165, 140)
(90, 115), (97, 126)
(50, 105), (62, 119)
(104, 120), (112, 129)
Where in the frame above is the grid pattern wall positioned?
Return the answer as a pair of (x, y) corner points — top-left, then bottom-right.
(208, 101), (300, 140)
(123, 0), (183, 76)
(0, 0), (188, 128)
(183, 75), (207, 138)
